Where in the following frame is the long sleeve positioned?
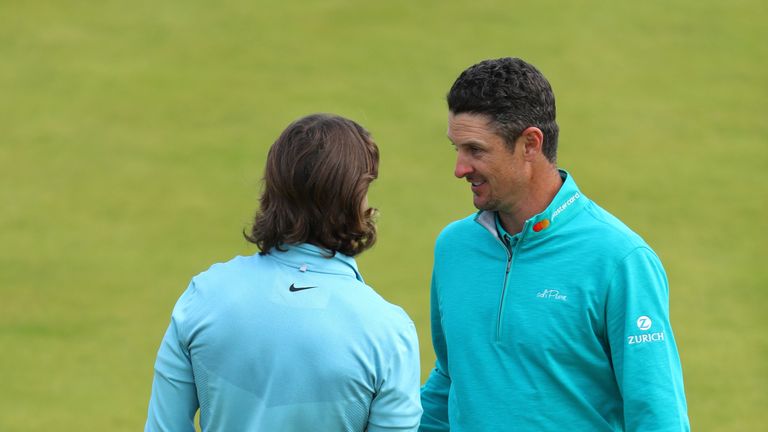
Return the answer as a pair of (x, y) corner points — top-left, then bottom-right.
(145, 284), (199, 432)
(419, 269), (451, 432)
(367, 319), (423, 432)
(606, 247), (690, 431)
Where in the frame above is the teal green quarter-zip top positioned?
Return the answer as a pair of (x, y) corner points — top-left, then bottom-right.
(420, 170), (689, 432)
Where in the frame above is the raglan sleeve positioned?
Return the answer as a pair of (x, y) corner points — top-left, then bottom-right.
(367, 313), (423, 432)
(418, 267), (451, 432)
(145, 282), (199, 432)
(605, 247), (690, 432)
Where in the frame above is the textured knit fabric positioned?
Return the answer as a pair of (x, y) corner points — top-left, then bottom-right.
(146, 244), (422, 432)
(420, 170), (689, 432)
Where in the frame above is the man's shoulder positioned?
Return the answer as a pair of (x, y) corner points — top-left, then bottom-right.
(189, 253), (264, 289)
(436, 212), (485, 242)
(342, 280), (413, 322)
(362, 300), (417, 341)
(578, 200), (652, 253)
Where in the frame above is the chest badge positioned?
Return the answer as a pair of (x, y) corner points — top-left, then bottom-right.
(536, 288), (568, 302)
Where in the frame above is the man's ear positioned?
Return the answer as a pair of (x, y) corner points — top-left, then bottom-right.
(520, 127), (544, 161)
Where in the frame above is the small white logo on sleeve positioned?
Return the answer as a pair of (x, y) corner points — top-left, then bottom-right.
(636, 316), (652, 331)
(628, 315), (665, 346)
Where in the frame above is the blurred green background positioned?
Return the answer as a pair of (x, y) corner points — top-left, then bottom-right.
(1, 0), (766, 430)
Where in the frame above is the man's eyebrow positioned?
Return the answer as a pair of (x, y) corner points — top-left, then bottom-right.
(451, 139), (485, 147)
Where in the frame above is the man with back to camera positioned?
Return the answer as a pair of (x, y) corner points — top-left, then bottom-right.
(419, 58), (690, 431)
(145, 114), (422, 431)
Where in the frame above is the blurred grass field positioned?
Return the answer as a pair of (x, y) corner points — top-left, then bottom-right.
(1, 0), (766, 430)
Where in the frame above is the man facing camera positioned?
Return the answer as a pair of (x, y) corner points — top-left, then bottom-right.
(420, 58), (689, 432)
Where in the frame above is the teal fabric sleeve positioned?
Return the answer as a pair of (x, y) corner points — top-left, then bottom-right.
(606, 247), (689, 432)
(368, 320), (422, 432)
(145, 284), (199, 432)
(419, 269), (451, 432)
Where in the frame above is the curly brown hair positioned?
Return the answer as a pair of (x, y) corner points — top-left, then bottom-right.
(246, 114), (379, 257)
(448, 57), (559, 162)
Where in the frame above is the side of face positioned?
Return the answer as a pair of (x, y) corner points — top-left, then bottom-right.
(447, 112), (530, 213)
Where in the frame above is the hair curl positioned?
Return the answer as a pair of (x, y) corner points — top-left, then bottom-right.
(448, 57), (559, 162)
(246, 114), (379, 257)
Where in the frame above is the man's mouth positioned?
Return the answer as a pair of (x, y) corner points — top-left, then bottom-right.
(469, 179), (486, 195)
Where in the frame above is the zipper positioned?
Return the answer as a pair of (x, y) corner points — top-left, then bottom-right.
(495, 236), (514, 342)
(495, 225), (528, 342)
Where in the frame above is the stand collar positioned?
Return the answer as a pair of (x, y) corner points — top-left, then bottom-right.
(475, 169), (587, 241)
(267, 243), (364, 282)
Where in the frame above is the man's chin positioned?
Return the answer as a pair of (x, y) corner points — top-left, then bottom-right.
(473, 198), (498, 212)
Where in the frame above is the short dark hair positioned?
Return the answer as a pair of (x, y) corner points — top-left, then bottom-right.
(447, 57), (559, 162)
(246, 114), (379, 257)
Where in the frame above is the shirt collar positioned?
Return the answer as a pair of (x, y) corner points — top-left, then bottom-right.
(476, 169), (587, 241)
(267, 243), (364, 282)
(494, 212), (515, 247)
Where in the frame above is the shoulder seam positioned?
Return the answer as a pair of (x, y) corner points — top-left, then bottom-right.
(582, 202), (647, 248)
(603, 245), (659, 319)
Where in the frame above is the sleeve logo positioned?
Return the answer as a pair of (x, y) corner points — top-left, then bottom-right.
(628, 315), (666, 345)
(636, 316), (652, 331)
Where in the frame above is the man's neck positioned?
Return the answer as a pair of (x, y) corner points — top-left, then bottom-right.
(498, 168), (563, 234)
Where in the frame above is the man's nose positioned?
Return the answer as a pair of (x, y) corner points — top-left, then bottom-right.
(454, 155), (473, 178)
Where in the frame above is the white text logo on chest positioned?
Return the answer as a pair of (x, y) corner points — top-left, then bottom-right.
(536, 289), (568, 302)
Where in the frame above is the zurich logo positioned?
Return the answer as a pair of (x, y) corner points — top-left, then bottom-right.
(636, 316), (652, 331)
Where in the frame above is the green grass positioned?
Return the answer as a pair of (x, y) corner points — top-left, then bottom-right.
(1, 0), (766, 430)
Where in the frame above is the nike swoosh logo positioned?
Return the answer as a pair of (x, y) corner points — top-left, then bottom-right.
(289, 283), (317, 292)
